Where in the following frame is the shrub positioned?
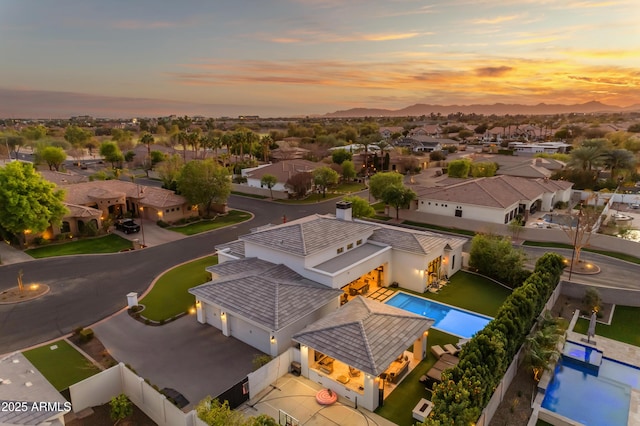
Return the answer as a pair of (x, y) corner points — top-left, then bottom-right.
(79, 328), (94, 342)
(157, 220), (170, 228)
(110, 394), (133, 423)
(252, 354), (273, 371)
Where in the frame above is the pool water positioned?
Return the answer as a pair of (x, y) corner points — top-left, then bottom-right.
(385, 292), (491, 338)
(542, 342), (640, 426)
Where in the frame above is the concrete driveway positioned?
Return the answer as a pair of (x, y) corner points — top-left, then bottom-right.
(94, 312), (261, 410)
(112, 218), (187, 248)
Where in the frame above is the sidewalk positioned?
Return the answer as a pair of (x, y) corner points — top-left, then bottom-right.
(0, 241), (33, 266)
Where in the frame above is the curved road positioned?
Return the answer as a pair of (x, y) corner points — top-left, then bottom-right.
(0, 196), (336, 353)
(2, 194), (639, 354)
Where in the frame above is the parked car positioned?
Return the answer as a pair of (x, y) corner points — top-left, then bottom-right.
(631, 203), (640, 209)
(115, 219), (141, 234)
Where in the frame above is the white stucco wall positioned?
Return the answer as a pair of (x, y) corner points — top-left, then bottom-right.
(416, 199), (515, 224)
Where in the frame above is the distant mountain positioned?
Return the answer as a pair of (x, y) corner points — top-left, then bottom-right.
(325, 101), (640, 117)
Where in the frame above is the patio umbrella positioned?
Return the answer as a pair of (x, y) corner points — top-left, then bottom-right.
(587, 311), (597, 343)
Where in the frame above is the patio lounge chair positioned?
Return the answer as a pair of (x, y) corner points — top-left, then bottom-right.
(444, 344), (460, 356)
(430, 345), (447, 358)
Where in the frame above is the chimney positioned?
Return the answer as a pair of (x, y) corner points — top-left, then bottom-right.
(336, 200), (352, 221)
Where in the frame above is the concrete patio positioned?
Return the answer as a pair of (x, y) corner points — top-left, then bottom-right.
(238, 374), (397, 426)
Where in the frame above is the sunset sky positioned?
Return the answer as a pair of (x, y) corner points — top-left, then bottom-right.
(1, 0), (638, 118)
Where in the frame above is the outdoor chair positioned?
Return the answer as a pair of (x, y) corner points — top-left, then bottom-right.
(444, 344), (460, 356)
(430, 345), (447, 358)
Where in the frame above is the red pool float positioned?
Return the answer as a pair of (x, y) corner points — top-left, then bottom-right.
(316, 388), (338, 405)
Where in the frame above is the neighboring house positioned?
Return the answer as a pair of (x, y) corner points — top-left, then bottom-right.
(191, 201), (462, 410)
(508, 141), (571, 155)
(494, 156), (566, 179)
(61, 180), (198, 224)
(0, 352), (71, 426)
(241, 160), (321, 193)
(408, 125), (442, 138)
(379, 126), (404, 139)
(414, 175), (573, 223)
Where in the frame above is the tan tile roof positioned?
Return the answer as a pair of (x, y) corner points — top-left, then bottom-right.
(64, 203), (102, 219)
(60, 180), (188, 209)
(244, 160), (321, 183)
(39, 170), (88, 185)
(416, 175), (572, 208)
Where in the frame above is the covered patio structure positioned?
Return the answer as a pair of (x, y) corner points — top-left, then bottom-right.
(292, 296), (434, 411)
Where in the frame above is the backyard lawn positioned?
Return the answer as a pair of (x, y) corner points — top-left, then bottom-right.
(408, 271), (512, 317)
(573, 305), (640, 346)
(375, 329), (458, 426)
(169, 210), (252, 236)
(25, 234), (133, 258)
(375, 271), (511, 425)
(139, 255), (217, 321)
(23, 340), (100, 391)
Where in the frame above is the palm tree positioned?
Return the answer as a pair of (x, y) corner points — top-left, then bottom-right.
(568, 146), (605, 174)
(139, 132), (154, 158)
(260, 135), (273, 162)
(603, 149), (636, 181)
(524, 317), (564, 381)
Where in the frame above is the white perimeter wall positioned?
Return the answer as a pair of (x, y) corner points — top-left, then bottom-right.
(247, 347), (296, 398)
(69, 363), (197, 426)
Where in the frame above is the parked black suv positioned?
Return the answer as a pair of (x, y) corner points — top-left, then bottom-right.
(115, 219), (141, 234)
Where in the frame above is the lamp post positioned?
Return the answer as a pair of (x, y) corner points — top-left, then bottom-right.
(137, 184), (146, 248)
(568, 206), (583, 281)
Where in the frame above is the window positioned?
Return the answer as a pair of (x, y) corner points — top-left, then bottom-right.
(337, 247), (344, 254)
(347, 243), (353, 250)
(455, 209), (462, 217)
(356, 239), (362, 245)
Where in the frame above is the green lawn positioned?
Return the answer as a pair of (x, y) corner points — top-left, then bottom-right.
(375, 329), (457, 426)
(140, 255), (217, 321)
(574, 305), (640, 346)
(405, 271), (512, 317)
(25, 234), (133, 258)
(375, 272), (511, 425)
(23, 340), (100, 391)
(523, 241), (640, 264)
(169, 210), (252, 236)
(276, 182), (367, 204)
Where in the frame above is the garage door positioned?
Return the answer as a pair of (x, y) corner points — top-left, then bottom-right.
(204, 304), (222, 329)
(228, 315), (270, 354)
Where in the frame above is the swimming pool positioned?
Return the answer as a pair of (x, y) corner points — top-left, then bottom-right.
(542, 341), (640, 426)
(384, 292), (492, 339)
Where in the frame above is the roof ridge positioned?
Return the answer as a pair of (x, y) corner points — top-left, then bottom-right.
(358, 320), (378, 373)
(472, 179), (507, 207)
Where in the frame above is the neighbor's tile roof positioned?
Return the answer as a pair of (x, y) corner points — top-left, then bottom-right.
(244, 159), (321, 183)
(64, 203), (102, 219)
(39, 170), (88, 185)
(240, 215), (379, 256)
(293, 296), (433, 375)
(61, 180), (188, 209)
(191, 259), (343, 331)
(415, 175), (572, 209)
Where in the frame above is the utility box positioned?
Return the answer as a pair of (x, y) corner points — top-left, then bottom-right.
(291, 361), (301, 376)
(127, 292), (138, 308)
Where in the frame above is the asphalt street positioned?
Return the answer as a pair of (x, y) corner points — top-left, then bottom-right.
(1, 193), (640, 354)
(0, 195), (336, 354)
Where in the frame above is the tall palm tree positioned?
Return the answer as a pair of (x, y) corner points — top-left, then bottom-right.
(140, 132), (154, 158)
(568, 146), (605, 174)
(604, 149), (636, 181)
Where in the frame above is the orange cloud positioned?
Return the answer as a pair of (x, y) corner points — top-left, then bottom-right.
(471, 15), (521, 25)
(475, 66), (514, 77)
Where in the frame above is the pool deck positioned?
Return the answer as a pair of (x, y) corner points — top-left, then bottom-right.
(567, 330), (640, 426)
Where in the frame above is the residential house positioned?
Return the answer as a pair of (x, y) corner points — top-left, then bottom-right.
(379, 126), (404, 139)
(190, 201), (466, 410)
(408, 124), (442, 138)
(62, 180), (198, 224)
(414, 175), (573, 224)
(241, 160), (321, 193)
(508, 141), (571, 155)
